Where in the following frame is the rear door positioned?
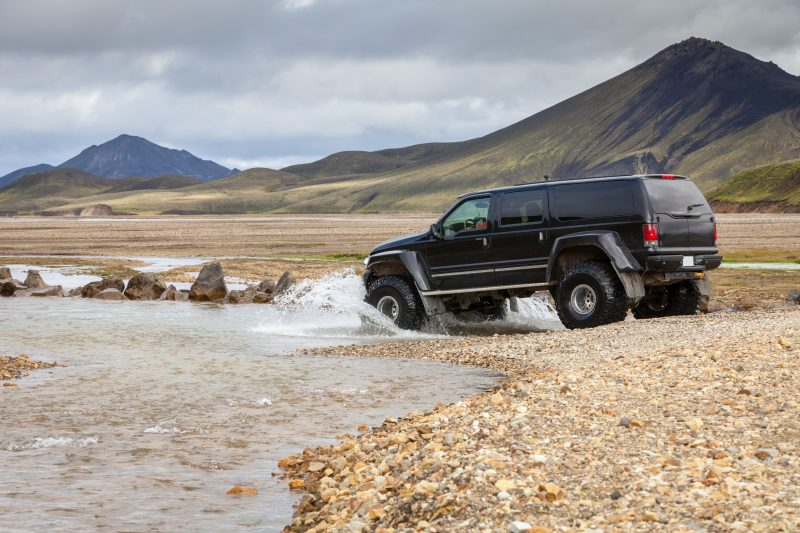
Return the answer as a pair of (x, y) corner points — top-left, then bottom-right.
(425, 195), (496, 291)
(491, 187), (550, 286)
(643, 178), (715, 251)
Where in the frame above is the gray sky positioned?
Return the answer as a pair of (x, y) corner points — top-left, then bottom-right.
(1, 0), (798, 175)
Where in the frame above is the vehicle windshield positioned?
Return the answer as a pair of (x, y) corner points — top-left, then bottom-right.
(644, 178), (710, 214)
(442, 197), (490, 237)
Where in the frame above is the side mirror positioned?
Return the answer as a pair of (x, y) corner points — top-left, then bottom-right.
(430, 223), (443, 240)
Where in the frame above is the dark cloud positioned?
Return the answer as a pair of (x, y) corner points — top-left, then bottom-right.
(0, 0), (798, 174)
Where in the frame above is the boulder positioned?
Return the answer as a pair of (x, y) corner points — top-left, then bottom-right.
(275, 271), (295, 293)
(20, 285), (64, 297)
(189, 262), (228, 302)
(0, 267), (11, 279)
(226, 288), (255, 304)
(788, 288), (800, 304)
(0, 279), (26, 296)
(253, 291), (274, 304)
(257, 279), (276, 293)
(124, 273), (167, 300)
(81, 276), (125, 298)
(23, 270), (48, 288)
(94, 288), (126, 301)
(159, 285), (188, 302)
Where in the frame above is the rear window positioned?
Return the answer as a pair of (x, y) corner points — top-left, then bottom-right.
(499, 189), (545, 226)
(553, 181), (634, 221)
(643, 179), (710, 214)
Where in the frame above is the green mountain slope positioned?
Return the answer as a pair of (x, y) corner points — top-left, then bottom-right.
(708, 160), (800, 212)
(281, 151), (412, 179)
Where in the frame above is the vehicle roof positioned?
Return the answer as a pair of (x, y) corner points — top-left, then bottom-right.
(460, 174), (690, 198)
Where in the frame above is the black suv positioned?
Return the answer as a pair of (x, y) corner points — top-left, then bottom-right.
(363, 174), (722, 329)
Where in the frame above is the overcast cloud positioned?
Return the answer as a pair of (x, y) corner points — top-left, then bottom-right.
(0, 0), (798, 174)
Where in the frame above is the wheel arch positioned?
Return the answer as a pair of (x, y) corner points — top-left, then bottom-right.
(546, 231), (645, 303)
(363, 250), (432, 292)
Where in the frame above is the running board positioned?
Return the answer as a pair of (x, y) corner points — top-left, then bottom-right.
(419, 281), (555, 296)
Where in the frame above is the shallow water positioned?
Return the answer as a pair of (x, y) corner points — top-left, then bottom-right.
(0, 272), (560, 532)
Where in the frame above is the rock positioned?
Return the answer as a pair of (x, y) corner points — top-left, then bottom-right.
(257, 279), (276, 293)
(158, 285), (188, 302)
(778, 336), (793, 349)
(79, 204), (116, 217)
(0, 267), (12, 279)
(22, 285), (64, 298)
(275, 271), (295, 293)
(226, 485), (258, 495)
(189, 262), (228, 302)
(619, 416), (631, 428)
(80, 276), (125, 298)
(754, 448), (779, 461)
(0, 278), (26, 296)
(253, 291), (273, 304)
(510, 521), (532, 533)
(23, 270), (48, 288)
(787, 288), (800, 304)
(94, 288), (126, 301)
(685, 417), (704, 431)
(124, 273), (167, 300)
(226, 287), (257, 304)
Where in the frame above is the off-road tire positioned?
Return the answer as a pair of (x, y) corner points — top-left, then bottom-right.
(366, 276), (425, 330)
(555, 261), (628, 329)
(633, 280), (702, 319)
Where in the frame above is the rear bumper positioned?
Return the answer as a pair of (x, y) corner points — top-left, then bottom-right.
(646, 254), (723, 272)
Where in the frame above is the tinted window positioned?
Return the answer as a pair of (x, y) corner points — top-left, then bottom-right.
(554, 181), (634, 221)
(643, 178), (710, 214)
(442, 197), (490, 237)
(500, 189), (545, 226)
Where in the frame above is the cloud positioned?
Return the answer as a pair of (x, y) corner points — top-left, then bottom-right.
(0, 0), (798, 174)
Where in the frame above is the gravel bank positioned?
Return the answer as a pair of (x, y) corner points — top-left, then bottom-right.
(282, 309), (800, 531)
(0, 354), (57, 381)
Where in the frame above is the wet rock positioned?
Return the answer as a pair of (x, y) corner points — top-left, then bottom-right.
(257, 279), (276, 293)
(124, 273), (167, 300)
(94, 288), (126, 301)
(275, 271), (295, 293)
(23, 270), (48, 288)
(0, 267), (12, 279)
(159, 285), (188, 302)
(253, 291), (274, 304)
(81, 276), (125, 298)
(16, 285), (64, 297)
(0, 278), (26, 296)
(226, 485), (258, 495)
(226, 288), (252, 304)
(189, 262), (228, 302)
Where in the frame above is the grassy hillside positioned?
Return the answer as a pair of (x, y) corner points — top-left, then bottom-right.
(708, 160), (800, 211)
(281, 151), (412, 179)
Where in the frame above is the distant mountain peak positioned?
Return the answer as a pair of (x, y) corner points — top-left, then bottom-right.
(57, 135), (231, 181)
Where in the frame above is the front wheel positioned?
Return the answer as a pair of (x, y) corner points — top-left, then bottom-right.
(555, 261), (628, 329)
(366, 276), (425, 330)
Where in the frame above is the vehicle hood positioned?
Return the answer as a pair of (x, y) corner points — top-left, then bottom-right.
(370, 231), (429, 255)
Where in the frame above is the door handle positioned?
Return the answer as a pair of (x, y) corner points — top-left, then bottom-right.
(539, 232), (546, 243)
(476, 237), (489, 248)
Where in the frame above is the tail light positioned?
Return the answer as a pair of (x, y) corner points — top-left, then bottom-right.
(713, 223), (717, 243)
(659, 174), (676, 179)
(643, 223), (659, 246)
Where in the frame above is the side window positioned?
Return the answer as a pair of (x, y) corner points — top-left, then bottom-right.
(554, 181), (634, 221)
(500, 189), (545, 226)
(442, 197), (490, 238)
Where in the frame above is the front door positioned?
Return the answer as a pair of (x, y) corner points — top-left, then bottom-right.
(426, 196), (495, 291)
(491, 188), (550, 286)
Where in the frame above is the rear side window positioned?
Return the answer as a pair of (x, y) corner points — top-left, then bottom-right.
(499, 189), (545, 226)
(553, 181), (634, 221)
(643, 178), (710, 214)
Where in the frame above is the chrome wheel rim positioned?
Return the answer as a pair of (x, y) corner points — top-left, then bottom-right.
(376, 295), (400, 321)
(570, 284), (596, 316)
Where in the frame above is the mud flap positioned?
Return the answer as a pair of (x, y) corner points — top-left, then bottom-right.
(616, 270), (645, 306)
(695, 278), (712, 313)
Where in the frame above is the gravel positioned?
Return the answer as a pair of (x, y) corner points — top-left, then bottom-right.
(281, 308), (800, 531)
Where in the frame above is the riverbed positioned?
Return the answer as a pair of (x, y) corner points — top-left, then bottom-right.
(0, 275), (513, 532)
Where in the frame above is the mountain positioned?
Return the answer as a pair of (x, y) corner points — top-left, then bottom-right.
(0, 168), (204, 212)
(708, 159), (800, 212)
(275, 37), (800, 212)
(4, 38), (799, 215)
(0, 163), (53, 189)
(58, 134), (232, 180)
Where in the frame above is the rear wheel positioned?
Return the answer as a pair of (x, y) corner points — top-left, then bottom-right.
(555, 261), (628, 329)
(633, 280), (701, 319)
(366, 276), (425, 330)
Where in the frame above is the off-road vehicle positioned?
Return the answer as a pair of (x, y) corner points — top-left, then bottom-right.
(363, 174), (722, 329)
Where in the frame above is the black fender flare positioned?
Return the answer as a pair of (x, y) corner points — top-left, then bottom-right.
(546, 231), (645, 302)
(364, 250), (432, 292)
